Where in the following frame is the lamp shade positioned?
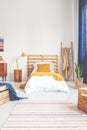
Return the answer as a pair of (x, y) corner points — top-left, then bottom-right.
(0, 56), (3, 60)
(21, 52), (26, 57)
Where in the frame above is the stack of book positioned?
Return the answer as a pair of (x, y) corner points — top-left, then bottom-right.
(0, 85), (10, 105)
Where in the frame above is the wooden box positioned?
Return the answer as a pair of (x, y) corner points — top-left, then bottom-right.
(0, 85), (10, 105)
(78, 87), (87, 112)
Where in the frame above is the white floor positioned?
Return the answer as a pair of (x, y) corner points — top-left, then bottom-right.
(0, 81), (86, 129)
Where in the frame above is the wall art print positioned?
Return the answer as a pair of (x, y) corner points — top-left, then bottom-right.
(0, 38), (4, 51)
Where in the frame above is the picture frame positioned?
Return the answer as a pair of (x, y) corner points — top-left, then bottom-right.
(0, 38), (4, 51)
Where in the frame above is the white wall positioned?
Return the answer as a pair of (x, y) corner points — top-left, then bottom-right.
(0, 0), (78, 81)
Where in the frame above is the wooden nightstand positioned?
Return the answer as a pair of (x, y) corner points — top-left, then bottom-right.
(14, 69), (22, 82)
(0, 63), (7, 81)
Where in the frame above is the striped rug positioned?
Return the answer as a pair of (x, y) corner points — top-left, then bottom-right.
(1, 99), (87, 130)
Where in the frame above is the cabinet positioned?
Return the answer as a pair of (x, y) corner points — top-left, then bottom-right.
(14, 69), (22, 82)
(0, 63), (7, 81)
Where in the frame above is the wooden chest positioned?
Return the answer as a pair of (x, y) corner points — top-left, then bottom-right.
(0, 85), (10, 105)
(78, 87), (87, 112)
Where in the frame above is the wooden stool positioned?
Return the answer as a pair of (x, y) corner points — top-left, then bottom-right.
(14, 69), (22, 82)
(78, 87), (87, 112)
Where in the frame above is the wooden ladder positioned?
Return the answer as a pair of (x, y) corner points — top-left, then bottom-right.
(60, 42), (74, 81)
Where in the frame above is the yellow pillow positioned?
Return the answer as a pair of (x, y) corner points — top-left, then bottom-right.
(37, 64), (50, 72)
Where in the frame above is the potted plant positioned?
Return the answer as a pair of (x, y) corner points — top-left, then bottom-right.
(75, 63), (83, 78)
(74, 63), (83, 88)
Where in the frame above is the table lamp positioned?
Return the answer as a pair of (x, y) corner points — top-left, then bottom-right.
(16, 52), (26, 69)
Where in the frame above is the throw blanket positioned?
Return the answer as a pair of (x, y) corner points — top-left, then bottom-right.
(26, 72), (64, 82)
(0, 83), (27, 101)
(62, 48), (73, 80)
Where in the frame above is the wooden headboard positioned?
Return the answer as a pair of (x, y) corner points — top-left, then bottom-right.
(27, 54), (58, 76)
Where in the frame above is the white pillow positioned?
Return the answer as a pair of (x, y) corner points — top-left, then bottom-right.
(33, 61), (54, 72)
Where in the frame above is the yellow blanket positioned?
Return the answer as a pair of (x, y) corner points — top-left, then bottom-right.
(27, 72), (64, 81)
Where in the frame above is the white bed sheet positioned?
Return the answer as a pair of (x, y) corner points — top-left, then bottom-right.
(24, 76), (70, 97)
(27, 91), (70, 100)
(16, 87), (70, 101)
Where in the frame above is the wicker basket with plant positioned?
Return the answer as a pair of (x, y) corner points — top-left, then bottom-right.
(74, 63), (83, 88)
(75, 63), (83, 78)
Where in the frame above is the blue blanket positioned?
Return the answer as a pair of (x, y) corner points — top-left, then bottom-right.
(0, 83), (27, 101)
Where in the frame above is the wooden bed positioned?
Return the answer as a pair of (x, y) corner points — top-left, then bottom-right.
(27, 54), (58, 76)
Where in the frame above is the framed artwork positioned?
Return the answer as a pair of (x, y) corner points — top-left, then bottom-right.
(0, 38), (4, 51)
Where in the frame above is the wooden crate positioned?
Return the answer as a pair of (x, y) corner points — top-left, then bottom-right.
(78, 87), (87, 112)
(0, 85), (7, 91)
(0, 85), (10, 105)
